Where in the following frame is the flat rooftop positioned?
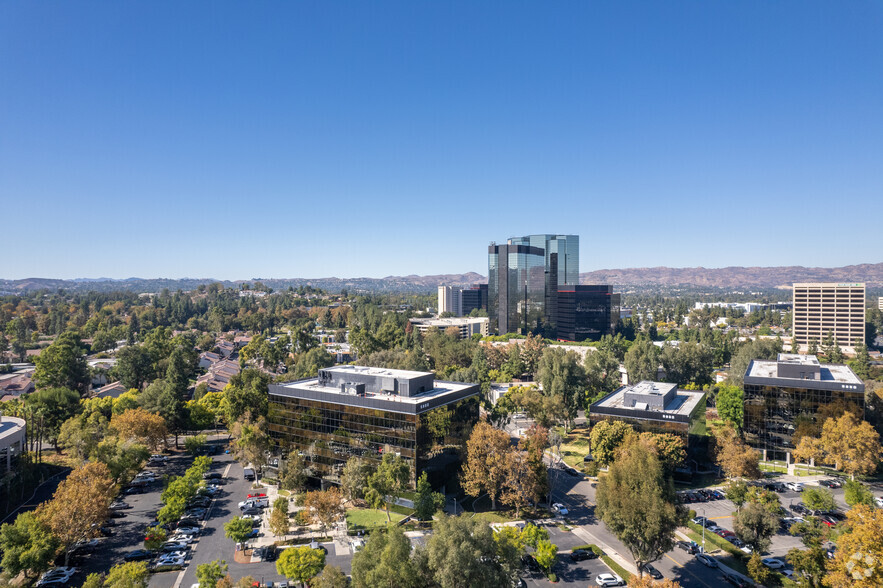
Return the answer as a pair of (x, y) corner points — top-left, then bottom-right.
(592, 385), (705, 418)
(269, 366), (478, 415)
(745, 360), (863, 386)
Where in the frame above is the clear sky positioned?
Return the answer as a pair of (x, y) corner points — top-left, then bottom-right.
(1, 2), (881, 280)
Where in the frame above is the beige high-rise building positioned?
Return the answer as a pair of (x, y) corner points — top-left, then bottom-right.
(792, 282), (865, 347)
(437, 285), (462, 316)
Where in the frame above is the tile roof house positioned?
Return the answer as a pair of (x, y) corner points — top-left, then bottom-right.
(95, 381), (128, 398)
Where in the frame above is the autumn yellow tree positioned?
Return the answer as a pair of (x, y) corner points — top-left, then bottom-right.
(303, 487), (344, 535)
(42, 462), (116, 565)
(824, 505), (883, 587)
(110, 407), (168, 451)
(461, 421), (512, 511)
(795, 413), (881, 479)
(500, 450), (541, 517)
(711, 423), (761, 479)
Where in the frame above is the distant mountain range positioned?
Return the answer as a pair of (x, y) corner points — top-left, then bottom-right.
(1, 264), (881, 295)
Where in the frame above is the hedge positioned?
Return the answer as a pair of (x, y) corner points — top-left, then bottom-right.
(580, 544), (631, 581)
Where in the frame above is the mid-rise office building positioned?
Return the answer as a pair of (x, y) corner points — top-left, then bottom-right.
(743, 354), (865, 461)
(460, 284), (488, 316)
(488, 234), (579, 335)
(268, 366), (479, 489)
(792, 283), (865, 347)
(0, 414), (26, 478)
(437, 286), (462, 316)
(409, 317), (489, 339)
(556, 285), (621, 342)
(589, 381), (706, 449)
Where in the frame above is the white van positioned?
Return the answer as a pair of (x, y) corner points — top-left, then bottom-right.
(239, 497), (269, 510)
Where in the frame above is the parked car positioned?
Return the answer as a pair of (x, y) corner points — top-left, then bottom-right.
(551, 503), (569, 516)
(175, 526), (201, 536)
(521, 554), (540, 572)
(161, 541), (190, 552)
(595, 573), (624, 586)
(785, 482), (804, 492)
(723, 573), (751, 587)
(691, 516), (708, 526)
(242, 507), (262, 516)
(761, 557), (785, 569)
(642, 564), (662, 580)
(170, 533), (197, 545)
(124, 549), (154, 561)
(790, 503), (809, 514)
(36, 567), (78, 587)
(696, 554), (718, 568)
(254, 545), (278, 562)
(203, 472), (222, 480)
(570, 549), (596, 561)
(109, 501), (130, 510)
(677, 541), (698, 554)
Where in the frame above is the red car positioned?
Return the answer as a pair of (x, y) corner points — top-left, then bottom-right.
(717, 530), (736, 539)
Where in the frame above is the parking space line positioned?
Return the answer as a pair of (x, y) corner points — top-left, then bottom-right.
(664, 553), (715, 588)
(710, 515), (732, 520)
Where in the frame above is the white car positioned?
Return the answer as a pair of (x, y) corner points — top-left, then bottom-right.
(595, 573), (624, 586)
(175, 526), (201, 535)
(551, 503), (569, 516)
(170, 533), (196, 545)
(150, 454), (168, 461)
(36, 567), (77, 586)
(785, 482), (803, 492)
(351, 538), (365, 552)
(875, 496), (883, 508)
(762, 558), (786, 569)
(696, 554), (718, 568)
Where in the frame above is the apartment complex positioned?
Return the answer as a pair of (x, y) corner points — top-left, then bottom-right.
(743, 354), (865, 461)
(267, 366), (479, 489)
(792, 282), (865, 347)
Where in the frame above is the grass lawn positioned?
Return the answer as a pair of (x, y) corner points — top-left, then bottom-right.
(471, 511), (519, 524)
(346, 508), (405, 530)
(556, 425), (592, 468)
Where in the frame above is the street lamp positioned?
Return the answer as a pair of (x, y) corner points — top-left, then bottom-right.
(702, 509), (706, 553)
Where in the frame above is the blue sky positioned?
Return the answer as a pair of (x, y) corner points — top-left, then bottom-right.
(1, 2), (881, 280)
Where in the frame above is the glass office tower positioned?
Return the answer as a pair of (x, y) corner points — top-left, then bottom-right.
(557, 285), (621, 341)
(488, 234), (579, 336)
(267, 366), (480, 489)
(743, 355), (865, 461)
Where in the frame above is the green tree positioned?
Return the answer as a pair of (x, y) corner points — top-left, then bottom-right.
(196, 560), (229, 588)
(144, 526), (167, 551)
(269, 497), (289, 537)
(230, 413), (270, 468)
(725, 480), (750, 511)
(660, 341), (713, 387)
(114, 345), (153, 390)
(537, 347), (588, 429)
(184, 434), (207, 455)
(534, 539), (558, 575)
(366, 453), (410, 522)
(624, 339), (661, 384)
(33, 331), (90, 395)
(25, 386), (82, 454)
(58, 411), (108, 460)
(413, 472), (444, 521)
(425, 515), (514, 588)
(340, 456), (372, 500)
(139, 379), (187, 446)
(520, 522), (549, 548)
(280, 451), (308, 493)
(733, 500), (780, 552)
(844, 479), (875, 508)
(716, 385), (744, 430)
(223, 369), (271, 421)
(92, 438), (150, 484)
(589, 420), (635, 467)
(747, 552), (772, 585)
(312, 565), (350, 588)
(787, 546), (827, 588)
(584, 348), (622, 405)
(727, 338), (782, 386)
(351, 525), (418, 588)
(849, 340), (872, 380)
(0, 511), (59, 579)
(802, 487), (835, 513)
(276, 545), (326, 588)
(103, 561), (149, 588)
(224, 516), (254, 546)
(596, 438), (685, 577)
